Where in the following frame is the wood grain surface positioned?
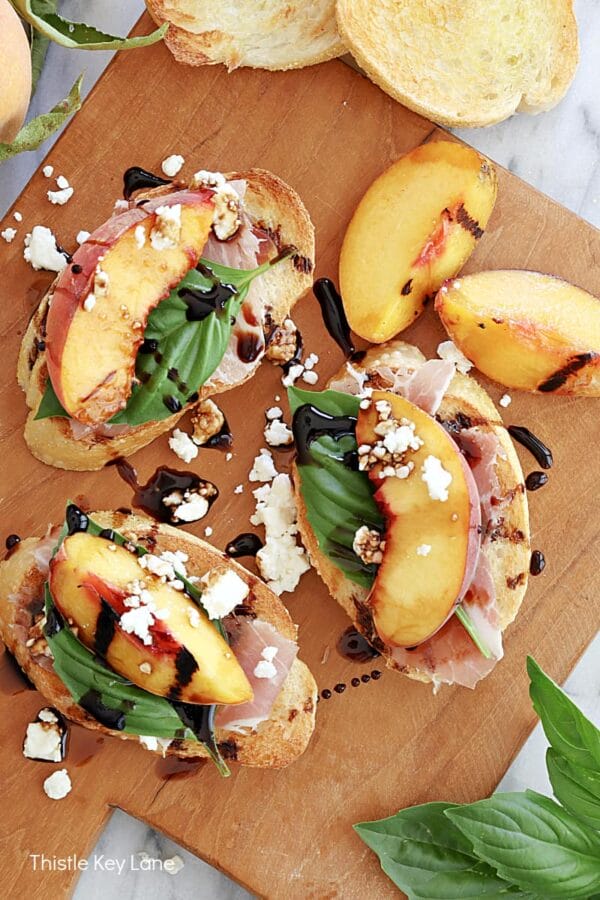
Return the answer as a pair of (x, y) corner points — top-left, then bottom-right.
(0, 14), (599, 899)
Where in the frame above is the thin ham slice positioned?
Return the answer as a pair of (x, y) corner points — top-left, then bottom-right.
(455, 428), (506, 526)
(215, 617), (298, 733)
(391, 553), (502, 690)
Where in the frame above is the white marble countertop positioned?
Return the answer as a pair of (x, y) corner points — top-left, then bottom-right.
(1, 2), (598, 897)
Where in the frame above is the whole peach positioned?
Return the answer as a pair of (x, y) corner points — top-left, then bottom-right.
(0, 0), (32, 142)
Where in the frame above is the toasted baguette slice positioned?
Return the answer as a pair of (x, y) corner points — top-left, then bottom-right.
(18, 168), (314, 471)
(294, 340), (530, 686)
(336, 0), (578, 127)
(146, 0), (345, 70)
(0, 510), (317, 768)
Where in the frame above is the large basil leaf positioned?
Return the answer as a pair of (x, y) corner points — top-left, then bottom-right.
(528, 657), (600, 774)
(547, 749), (600, 831)
(10, 1), (168, 50)
(44, 506), (230, 775)
(288, 386), (383, 589)
(447, 791), (600, 898)
(354, 802), (526, 899)
(0, 74), (82, 162)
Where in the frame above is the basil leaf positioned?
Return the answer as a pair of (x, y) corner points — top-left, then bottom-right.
(354, 802), (525, 899)
(288, 386), (383, 588)
(28, 0), (55, 93)
(35, 379), (68, 419)
(0, 73), (82, 162)
(10, 1), (168, 50)
(547, 748), (600, 831)
(528, 656), (600, 773)
(447, 791), (600, 898)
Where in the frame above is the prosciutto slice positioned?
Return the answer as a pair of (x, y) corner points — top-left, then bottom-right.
(454, 428), (506, 526)
(391, 553), (502, 690)
(215, 617), (298, 733)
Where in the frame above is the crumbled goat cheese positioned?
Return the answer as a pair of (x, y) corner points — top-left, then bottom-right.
(94, 267), (109, 297)
(282, 363), (304, 387)
(169, 428), (198, 464)
(251, 473), (310, 595)
(166, 492), (209, 523)
(13, 211), (22, 222)
(199, 568), (249, 619)
(43, 769), (71, 800)
(56, 174), (69, 190)
(139, 735), (172, 755)
(352, 526), (386, 565)
(23, 709), (64, 762)
(416, 544), (432, 557)
(437, 340), (472, 375)
(265, 318), (299, 365)
(204, 526), (213, 537)
(139, 549), (188, 582)
(234, 484), (244, 494)
(47, 186), (74, 205)
(357, 399), (423, 480)
(76, 230), (90, 245)
(114, 199), (129, 211)
(161, 154), (185, 177)
(164, 855), (185, 876)
(304, 353), (319, 370)
(499, 394), (512, 408)
(42, 165), (54, 178)
(264, 417), (293, 447)
(24, 225), (68, 272)
(249, 448), (278, 482)
(421, 455), (453, 502)
(191, 170), (241, 240)
(191, 399), (225, 446)
(266, 406), (283, 420)
(1, 227), (17, 242)
(254, 659), (277, 679)
(83, 293), (96, 312)
(120, 604), (157, 645)
(302, 370), (319, 385)
(134, 224), (146, 249)
(226, 452), (233, 462)
(150, 204), (182, 250)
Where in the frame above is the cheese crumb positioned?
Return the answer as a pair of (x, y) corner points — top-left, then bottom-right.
(1, 227), (17, 243)
(23, 225), (68, 272)
(499, 394), (512, 408)
(249, 448), (278, 482)
(83, 293), (96, 312)
(150, 204), (182, 251)
(76, 230), (90, 245)
(421, 455), (453, 502)
(254, 659), (277, 679)
(13, 211), (22, 222)
(42, 165), (54, 178)
(416, 544), (432, 557)
(23, 709), (64, 762)
(437, 340), (473, 375)
(264, 417), (293, 448)
(134, 224), (146, 249)
(47, 186), (74, 205)
(302, 370), (319, 385)
(168, 428), (198, 464)
(234, 484), (244, 494)
(43, 769), (71, 800)
(200, 568), (249, 619)
(282, 363), (304, 388)
(204, 526), (213, 537)
(56, 174), (69, 190)
(251, 473), (310, 595)
(161, 154), (185, 177)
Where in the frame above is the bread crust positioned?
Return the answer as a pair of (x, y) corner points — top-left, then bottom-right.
(19, 168), (315, 471)
(0, 511), (317, 768)
(336, 0), (579, 127)
(146, 0), (345, 70)
(294, 340), (530, 685)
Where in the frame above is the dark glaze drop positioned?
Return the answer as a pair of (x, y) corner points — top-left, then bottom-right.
(525, 471), (549, 492)
(320, 689), (332, 700)
(4, 533), (20, 558)
(204, 418), (233, 450)
(110, 459), (218, 524)
(530, 550), (546, 575)
(94, 599), (119, 658)
(292, 404), (357, 465)
(225, 533), (264, 559)
(45, 604), (65, 637)
(508, 426), (553, 469)
(179, 266), (237, 321)
(163, 395), (182, 414)
(334, 683), (346, 694)
(337, 626), (381, 662)
(79, 689), (126, 731)
(123, 166), (171, 200)
(155, 756), (204, 781)
(313, 277), (355, 358)
(66, 504), (89, 535)
(170, 701), (216, 746)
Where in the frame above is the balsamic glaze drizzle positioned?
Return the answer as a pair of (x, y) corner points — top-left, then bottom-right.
(110, 459), (218, 524)
(123, 166), (171, 200)
(225, 533), (264, 559)
(292, 404), (357, 465)
(79, 689), (126, 731)
(508, 426), (553, 469)
(337, 626), (381, 662)
(530, 550), (546, 576)
(313, 277), (356, 358)
(525, 471), (549, 492)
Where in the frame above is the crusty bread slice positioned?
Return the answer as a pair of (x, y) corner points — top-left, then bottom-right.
(294, 340), (530, 685)
(18, 168), (314, 471)
(336, 0), (578, 127)
(0, 511), (317, 768)
(146, 0), (345, 70)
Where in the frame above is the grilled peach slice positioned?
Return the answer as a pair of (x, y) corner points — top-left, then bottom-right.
(436, 271), (600, 395)
(356, 391), (480, 647)
(46, 190), (214, 425)
(49, 532), (252, 705)
(339, 141), (497, 343)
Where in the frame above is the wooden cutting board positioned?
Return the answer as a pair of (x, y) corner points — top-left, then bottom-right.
(1, 15), (599, 899)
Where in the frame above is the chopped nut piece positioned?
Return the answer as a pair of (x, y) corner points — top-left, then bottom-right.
(266, 318), (299, 365)
(358, 401), (423, 480)
(191, 399), (225, 446)
(352, 526), (385, 565)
